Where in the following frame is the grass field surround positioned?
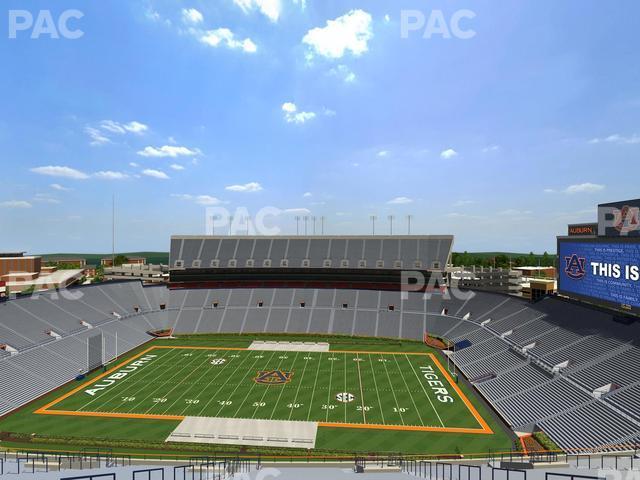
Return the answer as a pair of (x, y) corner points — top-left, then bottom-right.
(35, 345), (492, 435)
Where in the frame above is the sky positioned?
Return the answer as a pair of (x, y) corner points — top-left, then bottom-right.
(1, 0), (639, 254)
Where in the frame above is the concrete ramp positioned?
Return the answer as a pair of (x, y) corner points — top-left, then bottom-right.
(248, 341), (330, 352)
(166, 417), (318, 449)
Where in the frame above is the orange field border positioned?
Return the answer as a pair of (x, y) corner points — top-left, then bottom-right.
(35, 345), (493, 435)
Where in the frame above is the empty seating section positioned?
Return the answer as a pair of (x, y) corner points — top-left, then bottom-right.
(1, 279), (639, 453)
(495, 378), (592, 427)
(170, 235), (454, 270)
(0, 282), (170, 416)
(606, 384), (640, 417)
(477, 363), (552, 400)
(538, 401), (640, 451)
(571, 348), (640, 390)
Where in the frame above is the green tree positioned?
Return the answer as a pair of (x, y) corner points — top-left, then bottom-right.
(113, 255), (128, 266)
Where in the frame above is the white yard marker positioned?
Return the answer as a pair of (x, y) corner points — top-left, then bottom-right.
(404, 354), (446, 428)
(368, 355), (386, 425)
(392, 355), (425, 426)
(355, 353), (367, 424)
(324, 353), (335, 422)
(269, 352), (301, 419)
(79, 348), (175, 413)
(380, 354), (405, 425)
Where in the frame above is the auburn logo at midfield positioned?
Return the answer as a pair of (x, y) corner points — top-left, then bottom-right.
(254, 370), (293, 385)
(564, 254), (587, 280)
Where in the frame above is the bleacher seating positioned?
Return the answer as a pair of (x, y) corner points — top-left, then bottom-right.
(1, 279), (639, 454)
(170, 235), (453, 271)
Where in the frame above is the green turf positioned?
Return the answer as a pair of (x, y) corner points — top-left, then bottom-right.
(50, 347), (482, 431)
(0, 335), (514, 456)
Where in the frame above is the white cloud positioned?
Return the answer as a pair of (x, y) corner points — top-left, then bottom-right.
(33, 194), (61, 204)
(93, 171), (129, 180)
(182, 8), (203, 24)
(543, 188), (555, 194)
(234, 0), (281, 22)
(200, 28), (257, 53)
(440, 148), (458, 159)
(498, 209), (532, 216)
(225, 182), (263, 192)
(281, 207), (311, 215)
(453, 200), (476, 207)
(303, 9), (373, 59)
(170, 164), (185, 171)
(387, 196), (413, 205)
(171, 194), (223, 205)
(195, 195), (221, 205)
(384, 14), (391, 23)
(142, 169), (170, 180)
(0, 200), (32, 208)
(129, 162), (140, 168)
(303, 192), (312, 197)
(282, 102), (316, 124)
(564, 183), (605, 194)
(86, 120), (148, 146)
(50, 183), (71, 191)
(482, 145), (500, 153)
(30, 166), (89, 180)
(137, 145), (200, 157)
(377, 150), (389, 157)
(589, 133), (640, 145)
(99, 120), (148, 135)
(84, 127), (110, 146)
(328, 64), (357, 83)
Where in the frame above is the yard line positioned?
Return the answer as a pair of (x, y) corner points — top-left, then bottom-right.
(391, 355), (425, 426)
(210, 352), (269, 417)
(78, 348), (176, 412)
(176, 350), (240, 416)
(306, 353), (324, 421)
(355, 353), (367, 424)
(268, 352), (300, 419)
(380, 354), (405, 425)
(287, 353), (312, 420)
(324, 353), (335, 422)
(145, 351), (215, 414)
(367, 354), (385, 425)
(249, 351), (291, 419)
(404, 354), (445, 428)
(157, 349), (221, 414)
(128, 351), (206, 414)
(232, 351), (278, 417)
(195, 351), (260, 416)
(343, 353), (348, 423)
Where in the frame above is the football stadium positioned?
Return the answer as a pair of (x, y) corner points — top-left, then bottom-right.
(0, 200), (639, 478)
(3, 1), (640, 478)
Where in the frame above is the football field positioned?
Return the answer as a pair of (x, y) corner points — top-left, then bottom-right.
(37, 345), (491, 434)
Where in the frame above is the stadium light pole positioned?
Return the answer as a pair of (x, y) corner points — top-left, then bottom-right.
(244, 216), (250, 235)
(370, 215), (377, 235)
(388, 215), (395, 235)
(303, 216), (308, 235)
(407, 215), (413, 235)
(320, 216), (325, 235)
(312, 216), (317, 235)
(295, 216), (300, 235)
(228, 215), (233, 235)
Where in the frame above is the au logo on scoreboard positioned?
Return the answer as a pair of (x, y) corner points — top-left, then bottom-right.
(564, 254), (587, 280)
(254, 370), (293, 385)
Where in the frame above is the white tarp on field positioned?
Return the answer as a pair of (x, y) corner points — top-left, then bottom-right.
(166, 416), (318, 448)
(248, 341), (330, 352)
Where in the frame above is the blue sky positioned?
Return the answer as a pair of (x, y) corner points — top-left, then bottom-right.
(1, 0), (639, 254)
